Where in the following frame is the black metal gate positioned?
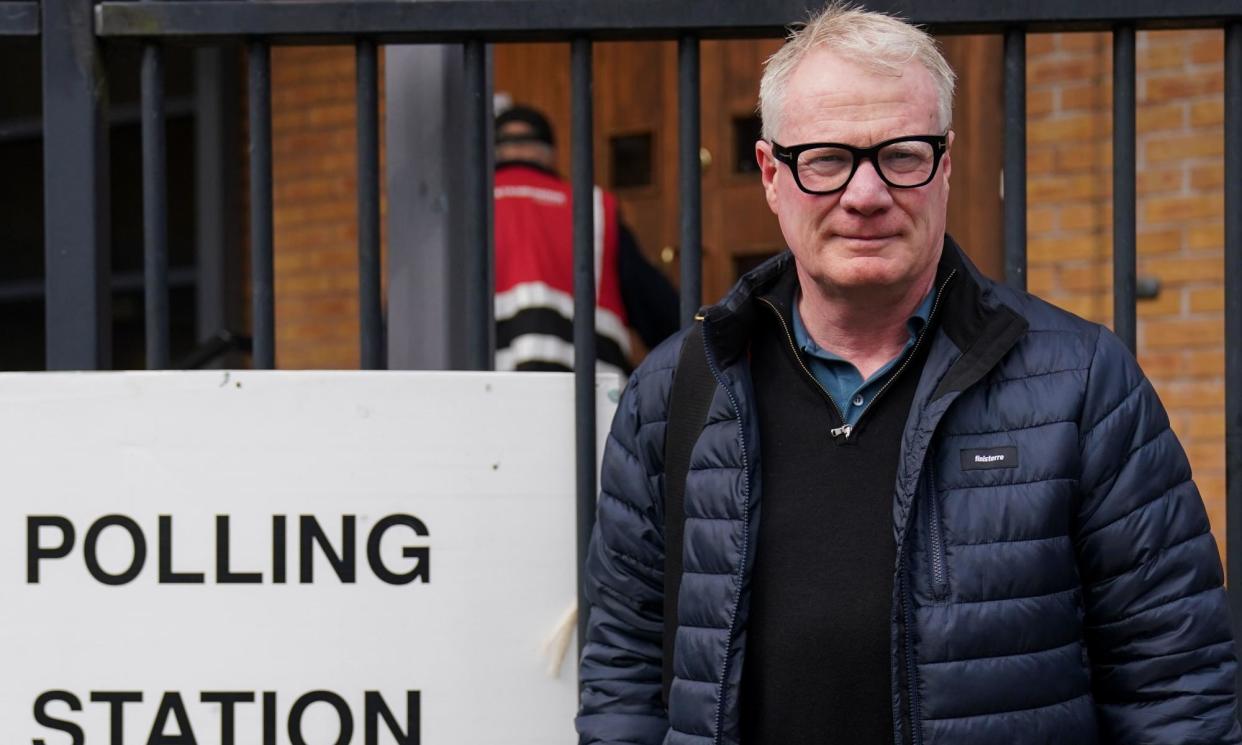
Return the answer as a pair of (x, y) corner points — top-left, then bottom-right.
(4, 0), (1242, 681)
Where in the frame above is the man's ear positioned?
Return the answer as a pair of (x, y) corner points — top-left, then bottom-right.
(942, 129), (955, 183)
(755, 140), (781, 213)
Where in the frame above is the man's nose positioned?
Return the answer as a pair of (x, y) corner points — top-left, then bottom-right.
(838, 159), (893, 215)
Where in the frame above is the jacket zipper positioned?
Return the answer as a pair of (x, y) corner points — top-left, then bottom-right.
(756, 269), (956, 441)
(900, 548), (922, 745)
(756, 295), (848, 431)
(925, 458), (949, 600)
(697, 316), (753, 745)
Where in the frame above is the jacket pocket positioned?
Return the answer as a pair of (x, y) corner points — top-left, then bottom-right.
(925, 459), (950, 601)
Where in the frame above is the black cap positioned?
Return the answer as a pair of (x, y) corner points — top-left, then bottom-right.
(495, 105), (555, 148)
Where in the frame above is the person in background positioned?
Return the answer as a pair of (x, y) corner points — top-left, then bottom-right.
(493, 105), (679, 376)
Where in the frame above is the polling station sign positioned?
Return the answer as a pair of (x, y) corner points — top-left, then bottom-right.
(0, 371), (619, 744)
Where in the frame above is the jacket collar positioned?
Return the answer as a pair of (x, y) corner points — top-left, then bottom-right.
(698, 236), (1028, 397)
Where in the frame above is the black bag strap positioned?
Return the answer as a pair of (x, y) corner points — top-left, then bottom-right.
(662, 321), (716, 706)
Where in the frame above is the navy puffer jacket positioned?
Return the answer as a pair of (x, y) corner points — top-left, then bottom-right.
(577, 239), (1241, 745)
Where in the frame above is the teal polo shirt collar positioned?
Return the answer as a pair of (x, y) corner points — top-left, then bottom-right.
(792, 285), (935, 427)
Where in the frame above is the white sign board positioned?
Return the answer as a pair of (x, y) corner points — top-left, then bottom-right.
(0, 371), (620, 745)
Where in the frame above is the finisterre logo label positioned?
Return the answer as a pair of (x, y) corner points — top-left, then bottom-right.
(959, 446), (1019, 471)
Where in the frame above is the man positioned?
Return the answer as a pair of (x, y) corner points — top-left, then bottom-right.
(577, 5), (1241, 745)
(493, 105), (679, 375)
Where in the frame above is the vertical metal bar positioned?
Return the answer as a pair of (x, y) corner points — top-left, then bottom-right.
(195, 46), (243, 362)
(571, 36), (596, 657)
(142, 33), (170, 369)
(462, 40), (492, 371)
(357, 38), (383, 370)
(1224, 21), (1242, 693)
(42, 0), (110, 370)
(678, 34), (702, 327)
(1003, 28), (1027, 291)
(1112, 26), (1137, 354)
(248, 40), (275, 369)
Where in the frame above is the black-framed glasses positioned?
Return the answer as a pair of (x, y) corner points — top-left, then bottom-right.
(771, 134), (948, 195)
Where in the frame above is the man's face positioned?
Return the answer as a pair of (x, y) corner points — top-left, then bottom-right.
(756, 50), (953, 294)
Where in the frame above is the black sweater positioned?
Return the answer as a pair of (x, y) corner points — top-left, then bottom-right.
(739, 268), (939, 744)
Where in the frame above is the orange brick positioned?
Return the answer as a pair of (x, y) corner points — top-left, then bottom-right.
(1029, 234), (1107, 263)
(1059, 32), (1107, 54)
(1140, 255), (1223, 285)
(1028, 206), (1057, 233)
(1143, 132), (1223, 163)
(1186, 441), (1226, 470)
(277, 341), (359, 370)
(277, 220), (354, 244)
(1137, 228), (1182, 256)
(1137, 349), (1183, 379)
(273, 199), (357, 229)
(1190, 100), (1223, 127)
(1136, 167), (1183, 196)
(1059, 262), (1112, 292)
(1185, 412), (1226, 440)
(1136, 287), (1182, 319)
(1142, 317), (1221, 349)
(275, 152), (358, 180)
(1028, 89), (1055, 117)
(1029, 174), (1105, 203)
(1143, 68), (1224, 104)
(1031, 55), (1106, 87)
(276, 295), (355, 318)
(1187, 223), (1224, 251)
(276, 271), (358, 295)
(1142, 194), (1223, 224)
(1189, 287), (1224, 313)
(1188, 34), (1224, 65)
(1136, 103), (1185, 132)
(272, 108), (313, 130)
(1055, 142), (1110, 172)
(1154, 380), (1224, 409)
(1137, 41), (1188, 72)
(1029, 114), (1103, 145)
(1026, 34), (1056, 56)
(1028, 265), (1056, 294)
(1185, 349), (1225, 378)
(1060, 203), (1110, 231)
(306, 102), (357, 128)
(1027, 148), (1057, 176)
(272, 79), (356, 107)
(276, 177), (354, 203)
(1046, 294), (1102, 321)
(1196, 476), (1227, 504)
(1060, 84), (1107, 112)
(274, 129), (356, 157)
(274, 248), (359, 278)
(1189, 164), (1223, 190)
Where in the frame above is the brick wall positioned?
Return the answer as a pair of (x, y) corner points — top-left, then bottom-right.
(1025, 30), (1227, 552)
(262, 46), (387, 369)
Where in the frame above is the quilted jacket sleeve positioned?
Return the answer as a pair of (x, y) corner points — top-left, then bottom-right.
(576, 361), (672, 745)
(1075, 326), (1242, 744)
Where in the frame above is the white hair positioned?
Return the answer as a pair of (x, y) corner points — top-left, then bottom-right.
(758, 2), (957, 141)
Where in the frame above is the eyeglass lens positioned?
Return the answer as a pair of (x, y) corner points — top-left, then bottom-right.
(796, 140), (936, 192)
